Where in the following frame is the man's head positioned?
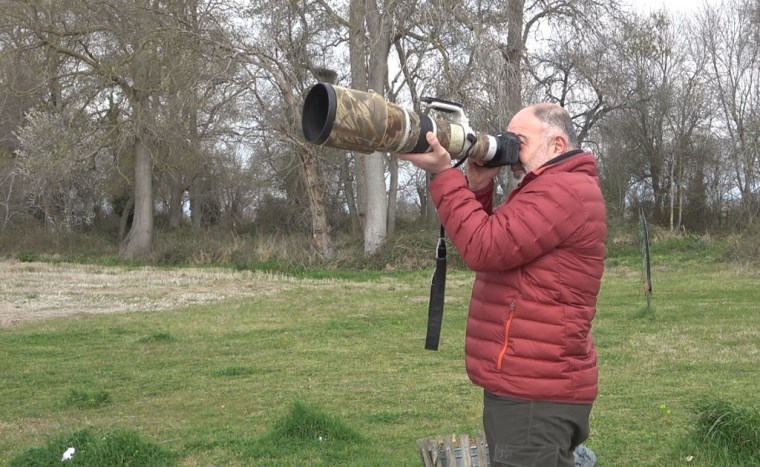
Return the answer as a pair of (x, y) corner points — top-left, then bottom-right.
(507, 103), (578, 173)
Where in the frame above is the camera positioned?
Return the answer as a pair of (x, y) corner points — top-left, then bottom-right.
(301, 83), (520, 168)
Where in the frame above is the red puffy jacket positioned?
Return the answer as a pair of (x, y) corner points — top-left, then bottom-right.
(430, 151), (606, 404)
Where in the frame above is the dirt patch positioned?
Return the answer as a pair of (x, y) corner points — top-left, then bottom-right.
(0, 260), (301, 327)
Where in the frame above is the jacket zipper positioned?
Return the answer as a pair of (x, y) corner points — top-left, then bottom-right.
(496, 302), (516, 370)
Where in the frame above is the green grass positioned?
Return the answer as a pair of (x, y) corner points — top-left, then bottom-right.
(63, 389), (112, 410)
(590, 261), (760, 465)
(2, 259), (760, 465)
(8, 427), (175, 466)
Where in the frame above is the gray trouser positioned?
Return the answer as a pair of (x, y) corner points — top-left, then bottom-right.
(483, 390), (592, 467)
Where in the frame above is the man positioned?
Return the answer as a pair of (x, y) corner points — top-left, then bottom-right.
(395, 103), (607, 467)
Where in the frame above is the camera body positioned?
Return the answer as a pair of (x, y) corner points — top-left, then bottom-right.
(301, 83), (521, 168)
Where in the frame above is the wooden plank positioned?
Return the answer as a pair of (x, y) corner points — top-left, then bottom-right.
(417, 438), (434, 467)
(475, 432), (488, 467)
(460, 433), (472, 467)
(418, 432), (493, 467)
(429, 437), (442, 466)
(443, 434), (457, 467)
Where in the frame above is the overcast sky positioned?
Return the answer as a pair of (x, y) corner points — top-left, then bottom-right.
(632, 0), (717, 14)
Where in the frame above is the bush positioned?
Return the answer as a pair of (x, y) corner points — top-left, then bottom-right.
(666, 398), (760, 466)
(9, 428), (175, 466)
(272, 401), (364, 443)
(5, 218), (760, 273)
(721, 230), (760, 266)
(236, 401), (373, 464)
(0, 223), (118, 261)
(694, 399), (760, 456)
(63, 389), (112, 409)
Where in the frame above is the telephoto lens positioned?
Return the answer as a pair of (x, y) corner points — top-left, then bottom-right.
(301, 83), (520, 167)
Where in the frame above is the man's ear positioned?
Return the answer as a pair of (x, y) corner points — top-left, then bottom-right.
(552, 134), (569, 155)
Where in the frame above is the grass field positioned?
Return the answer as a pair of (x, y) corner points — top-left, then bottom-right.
(1, 253), (759, 465)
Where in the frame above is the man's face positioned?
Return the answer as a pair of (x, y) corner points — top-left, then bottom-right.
(506, 108), (556, 173)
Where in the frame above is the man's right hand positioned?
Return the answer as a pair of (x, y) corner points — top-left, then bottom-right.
(393, 132), (453, 175)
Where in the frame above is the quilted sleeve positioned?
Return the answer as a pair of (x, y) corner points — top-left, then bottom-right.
(430, 169), (590, 272)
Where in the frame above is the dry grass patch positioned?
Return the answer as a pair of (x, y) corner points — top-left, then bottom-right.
(0, 260), (325, 326)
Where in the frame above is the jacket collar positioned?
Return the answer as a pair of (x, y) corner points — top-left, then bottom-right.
(533, 149), (585, 176)
(510, 149), (594, 199)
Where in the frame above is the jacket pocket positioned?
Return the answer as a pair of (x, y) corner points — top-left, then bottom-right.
(496, 301), (516, 371)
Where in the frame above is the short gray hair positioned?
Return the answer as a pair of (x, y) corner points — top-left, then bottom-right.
(532, 103), (579, 149)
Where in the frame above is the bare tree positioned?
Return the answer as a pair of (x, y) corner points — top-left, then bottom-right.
(394, 0), (624, 203)
(5, 1), (166, 256)
(237, 0), (338, 258)
(345, 0), (396, 253)
(582, 8), (722, 231)
(16, 107), (110, 231)
(0, 152), (21, 230)
(0, 26), (47, 230)
(5, 0), (243, 256)
(663, 17), (714, 231)
(594, 12), (678, 225)
(698, 0), (760, 226)
(312, 0), (421, 253)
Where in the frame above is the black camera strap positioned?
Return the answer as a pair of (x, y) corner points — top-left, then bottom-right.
(424, 153), (470, 351)
(425, 224), (447, 351)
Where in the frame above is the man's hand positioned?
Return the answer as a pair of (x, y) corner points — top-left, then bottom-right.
(465, 159), (501, 191)
(393, 132), (452, 175)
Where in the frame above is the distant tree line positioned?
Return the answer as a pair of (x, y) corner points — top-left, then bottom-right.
(0, 0), (758, 259)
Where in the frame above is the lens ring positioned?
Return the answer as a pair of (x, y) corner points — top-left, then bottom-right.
(302, 83), (337, 144)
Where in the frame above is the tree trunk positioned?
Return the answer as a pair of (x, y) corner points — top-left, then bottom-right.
(168, 181), (185, 228)
(299, 147), (334, 259)
(120, 136), (153, 258)
(190, 178), (204, 228)
(387, 154), (398, 236)
(1, 172), (15, 231)
(349, 0), (369, 238)
(363, 152), (387, 254)
(340, 154), (362, 235)
(355, 153), (368, 232)
(498, 0), (525, 200)
(506, 0), (525, 117)
(118, 194), (134, 242)
(360, 0), (393, 254)
(669, 152), (676, 232)
(677, 160), (684, 232)
(422, 172), (437, 225)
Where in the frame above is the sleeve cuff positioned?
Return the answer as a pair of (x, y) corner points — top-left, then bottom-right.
(430, 167), (462, 188)
(470, 179), (495, 197)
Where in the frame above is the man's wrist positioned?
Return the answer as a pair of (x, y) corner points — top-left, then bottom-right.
(431, 166), (453, 177)
(468, 178), (494, 192)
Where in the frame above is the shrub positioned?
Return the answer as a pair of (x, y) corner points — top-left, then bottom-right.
(668, 398), (760, 466)
(271, 401), (364, 443)
(63, 389), (112, 409)
(694, 398), (760, 456)
(9, 428), (175, 466)
(236, 401), (372, 464)
(721, 230), (760, 266)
